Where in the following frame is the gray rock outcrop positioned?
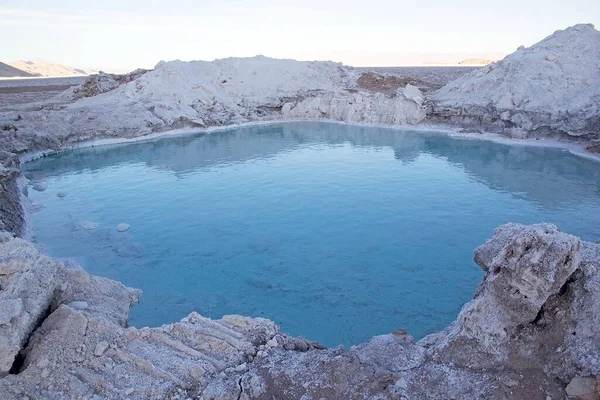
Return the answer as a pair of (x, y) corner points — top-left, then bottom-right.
(60, 69), (150, 100)
(282, 88), (425, 125)
(0, 152), (24, 237)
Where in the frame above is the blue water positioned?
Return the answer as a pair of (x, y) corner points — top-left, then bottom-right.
(23, 122), (600, 347)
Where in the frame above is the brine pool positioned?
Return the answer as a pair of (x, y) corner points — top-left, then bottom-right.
(23, 122), (600, 347)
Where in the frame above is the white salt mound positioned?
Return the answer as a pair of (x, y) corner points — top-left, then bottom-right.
(75, 56), (352, 127)
(433, 24), (600, 136)
(70, 55), (424, 129)
(116, 223), (130, 232)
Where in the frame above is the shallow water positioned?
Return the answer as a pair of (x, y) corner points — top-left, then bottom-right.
(23, 122), (600, 347)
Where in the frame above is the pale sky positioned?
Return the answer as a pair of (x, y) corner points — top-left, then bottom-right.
(2, 0), (598, 70)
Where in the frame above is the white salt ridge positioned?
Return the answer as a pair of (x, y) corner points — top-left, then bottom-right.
(68, 55), (425, 129)
(432, 24), (600, 137)
(72, 56), (350, 125)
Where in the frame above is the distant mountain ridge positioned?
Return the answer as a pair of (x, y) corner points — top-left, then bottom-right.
(422, 58), (498, 66)
(0, 62), (34, 77)
(6, 60), (99, 77)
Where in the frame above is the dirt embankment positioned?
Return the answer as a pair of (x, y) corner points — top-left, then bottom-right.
(357, 72), (435, 94)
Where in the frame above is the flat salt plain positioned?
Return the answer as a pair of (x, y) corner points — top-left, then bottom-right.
(0, 76), (86, 109)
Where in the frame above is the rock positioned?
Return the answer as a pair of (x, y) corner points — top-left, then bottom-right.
(94, 341), (109, 356)
(0, 300), (279, 398)
(566, 376), (600, 400)
(0, 231), (14, 244)
(56, 192), (67, 198)
(503, 378), (518, 388)
(403, 84), (424, 104)
(587, 142), (600, 154)
(233, 362), (247, 372)
(282, 91), (426, 125)
(36, 357), (49, 368)
(68, 69), (150, 100)
(0, 153), (25, 237)
(116, 223), (130, 232)
(67, 301), (89, 310)
(31, 182), (47, 192)
(282, 342), (295, 350)
(1, 124), (17, 132)
(80, 221), (98, 230)
(54, 267), (142, 327)
(392, 329), (408, 337)
(356, 72), (432, 94)
(0, 255), (28, 275)
(0, 299), (23, 325)
(0, 238), (60, 375)
(452, 223), (581, 355)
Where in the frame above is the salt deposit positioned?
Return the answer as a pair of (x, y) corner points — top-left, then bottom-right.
(432, 24), (600, 141)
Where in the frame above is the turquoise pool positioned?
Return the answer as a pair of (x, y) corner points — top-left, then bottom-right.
(23, 122), (600, 347)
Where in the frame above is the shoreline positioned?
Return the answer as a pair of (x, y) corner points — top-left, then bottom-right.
(19, 118), (600, 165)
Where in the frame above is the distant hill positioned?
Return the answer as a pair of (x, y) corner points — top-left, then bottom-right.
(0, 62), (35, 77)
(6, 60), (100, 77)
(458, 58), (496, 65)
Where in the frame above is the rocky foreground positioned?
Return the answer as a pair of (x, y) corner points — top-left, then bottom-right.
(0, 224), (598, 399)
(0, 24), (599, 399)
